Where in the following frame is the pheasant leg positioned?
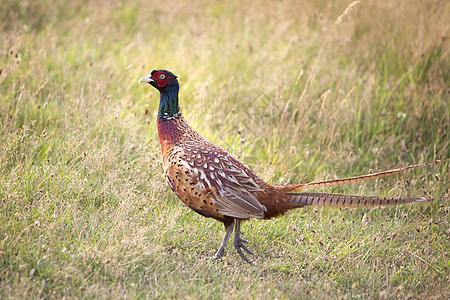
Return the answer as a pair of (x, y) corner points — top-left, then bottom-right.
(210, 220), (235, 260)
(233, 220), (256, 265)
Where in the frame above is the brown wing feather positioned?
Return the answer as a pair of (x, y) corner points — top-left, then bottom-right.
(169, 141), (267, 219)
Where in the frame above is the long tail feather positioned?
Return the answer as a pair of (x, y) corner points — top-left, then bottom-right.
(287, 192), (426, 208)
(281, 160), (440, 193)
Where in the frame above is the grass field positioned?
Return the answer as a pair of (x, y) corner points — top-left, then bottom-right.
(1, 0), (449, 298)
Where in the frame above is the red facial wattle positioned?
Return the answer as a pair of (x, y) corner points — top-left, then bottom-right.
(153, 71), (172, 88)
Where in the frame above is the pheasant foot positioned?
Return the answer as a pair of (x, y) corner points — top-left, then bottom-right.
(233, 220), (256, 265)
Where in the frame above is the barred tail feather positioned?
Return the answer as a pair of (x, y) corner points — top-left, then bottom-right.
(287, 192), (427, 208)
(281, 161), (440, 193)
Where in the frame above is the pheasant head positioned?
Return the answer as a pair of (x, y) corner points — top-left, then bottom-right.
(139, 69), (180, 120)
(139, 69), (179, 91)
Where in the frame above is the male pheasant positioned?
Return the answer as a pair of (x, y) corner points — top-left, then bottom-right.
(139, 69), (433, 265)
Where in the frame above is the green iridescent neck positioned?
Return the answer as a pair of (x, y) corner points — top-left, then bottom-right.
(158, 85), (180, 120)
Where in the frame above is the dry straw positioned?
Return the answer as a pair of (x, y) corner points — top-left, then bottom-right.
(335, 1), (361, 25)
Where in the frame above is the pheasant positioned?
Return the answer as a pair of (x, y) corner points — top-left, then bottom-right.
(139, 69), (434, 265)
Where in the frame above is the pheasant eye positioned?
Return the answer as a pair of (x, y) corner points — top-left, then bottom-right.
(159, 74), (166, 80)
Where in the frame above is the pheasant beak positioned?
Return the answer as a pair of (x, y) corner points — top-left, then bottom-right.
(138, 75), (155, 84)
